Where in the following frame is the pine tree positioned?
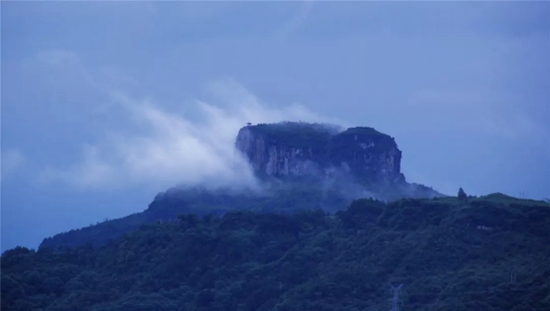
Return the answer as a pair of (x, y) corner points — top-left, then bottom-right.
(458, 187), (467, 201)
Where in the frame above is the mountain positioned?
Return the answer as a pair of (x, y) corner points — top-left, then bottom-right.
(236, 122), (404, 183)
(3, 195), (550, 311)
(235, 122), (440, 200)
(39, 122), (441, 250)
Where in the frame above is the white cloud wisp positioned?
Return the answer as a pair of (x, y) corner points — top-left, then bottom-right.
(40, 79), (343, 192)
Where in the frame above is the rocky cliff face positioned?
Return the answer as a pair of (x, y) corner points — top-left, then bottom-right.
(235, 122), (406, 184)
(38, 122), (440, 251)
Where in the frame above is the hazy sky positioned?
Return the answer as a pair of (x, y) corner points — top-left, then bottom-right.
(2, 1), (549, 252)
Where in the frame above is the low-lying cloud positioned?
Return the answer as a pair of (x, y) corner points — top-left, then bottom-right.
(39, 78), (344, 191)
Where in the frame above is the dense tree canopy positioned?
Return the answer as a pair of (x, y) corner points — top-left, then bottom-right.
(3, 194), (550, 311)
(39, 180), (439, 251)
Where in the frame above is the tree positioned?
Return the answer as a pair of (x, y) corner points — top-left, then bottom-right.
(458, 188), (467, 201)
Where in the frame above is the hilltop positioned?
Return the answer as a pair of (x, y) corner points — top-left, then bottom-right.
(39, 122), (441, 250)
(235, 122), (405, 184)
(235, 122), (441, 200)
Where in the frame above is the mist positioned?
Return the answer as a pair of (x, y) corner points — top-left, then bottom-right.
(3, 1), (547, 252)
(38, 79), (345, 192)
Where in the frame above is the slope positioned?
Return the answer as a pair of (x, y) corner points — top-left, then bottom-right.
(3, 195), (550, 311)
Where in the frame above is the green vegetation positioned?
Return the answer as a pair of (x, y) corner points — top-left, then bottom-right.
(335, 126), (386, 137)
(3, 195), (549, 311)
(250, 122), (335, 150)
(39, 179), (440, 251)
(39, 183), (351, 250)
(249, 123), (395, 154)
(329, 127), (399, 164)
(458, 188), (467, 201)
(39, 212), (150, 250)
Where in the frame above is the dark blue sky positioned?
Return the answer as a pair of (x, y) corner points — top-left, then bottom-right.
(2, 1), (549, 251)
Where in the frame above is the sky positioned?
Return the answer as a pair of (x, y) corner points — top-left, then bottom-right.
(1, 1), (549, 252)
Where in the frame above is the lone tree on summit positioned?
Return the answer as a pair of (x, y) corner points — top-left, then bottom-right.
(458, 187), (467, 201)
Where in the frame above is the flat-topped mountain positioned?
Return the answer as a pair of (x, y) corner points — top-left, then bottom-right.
(38, 122), (440, 250)
(236, 122), (405, 184)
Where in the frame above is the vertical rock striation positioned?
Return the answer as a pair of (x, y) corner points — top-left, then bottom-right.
(235, 122), (406, 184)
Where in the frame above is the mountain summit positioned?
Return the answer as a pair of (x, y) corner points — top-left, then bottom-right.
(38, 121), (440, 250)
(235, 122), (439, 200)
(236, 122), (405, 184)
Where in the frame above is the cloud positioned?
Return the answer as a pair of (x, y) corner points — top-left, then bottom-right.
(1, 149), (26, 181)
(39, 78), (344, 191)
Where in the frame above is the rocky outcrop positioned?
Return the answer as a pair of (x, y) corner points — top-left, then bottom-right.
(38, 122), (441, 251)
(235, 122), (406, 184)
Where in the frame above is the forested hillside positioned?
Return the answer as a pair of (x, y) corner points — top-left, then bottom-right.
(39, 181), (438, 251)
(3, 194), (550, 311)
(39, 122), (443, 251)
